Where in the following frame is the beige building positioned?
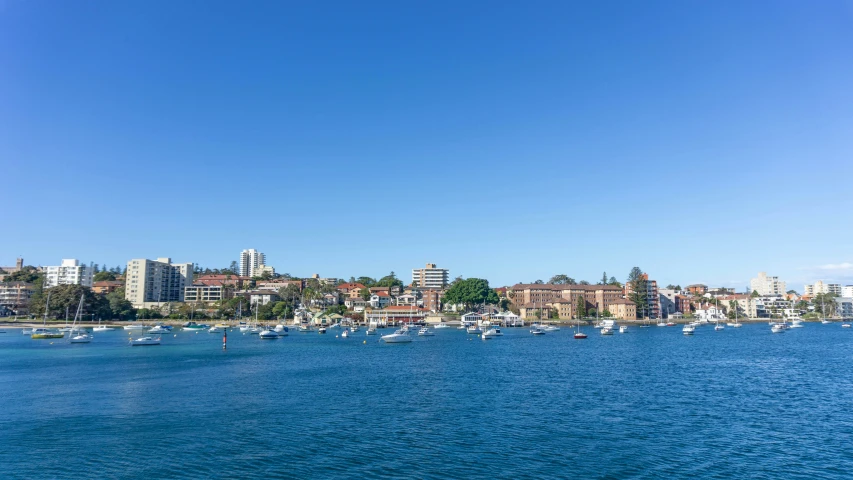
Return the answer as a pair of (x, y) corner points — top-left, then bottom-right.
(184, 284), (230, 303)
(125, 258), (193, 307)
(412, 263), (449, 289)
(0, 281), (34, 314)
(510, 283), (624, 315)
(606, 298), (637, 320)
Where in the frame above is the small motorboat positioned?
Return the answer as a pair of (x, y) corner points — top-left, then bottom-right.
(149, 325), (171, 335)
(666, 322), (676, 327)
(366, 327), (377, 335)
(619, 326), (628, 333)
(274, 325), (289, 336)
(789, 320), (804, 329)
(318, 327), (327, 334)
(821, 319), (831, 324)
(31, 328), (64, 339)
(600, 327), (614, 335)
(381, 329), (412, 343)
(21, 329), (32, 335)
(93, 325), (114, 332)
(297, 325), (311, 333)
(682, 325), (695, 335)
(656, 321), (666, 327)
(530, 327), (545, 335)
(771, 324), (786, 333)
(182, 322), (205, 332)
(259, 329), (279, 339)
(341, 329), (350, 338)
(481, 327), (502, 339)
(130, 336), (160, 346)
(418, 327), (435, 336)
(208, 326), (222, 333)
(543, 325), (560, 332)
(433, 323), (450, 329)
(248, 327), (262, 335)
(731, 323), (743, 328)
(714, 324), (725, 331)
(123, 324), (145, 331)
(842, 324), (851, 328)
(466, 325), (482, 335)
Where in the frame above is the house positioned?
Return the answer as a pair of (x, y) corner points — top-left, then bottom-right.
(344, 297), (370, 312)
(370, 292), (393, 309)
(92, 280), (124, 294)
(493, 311), (522, 326)
(364, 306), (428, 325)
(194, 274), (248, 289)
(248, 291), (281, 306)
(337, 282), (367, 298)
(396, 294), (417, 307)
(460, 312), (483, 325)
(695, 304), (725, 321)
(606, 298), (637, 320)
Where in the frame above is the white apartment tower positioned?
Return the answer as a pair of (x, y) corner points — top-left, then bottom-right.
(44, 259), (93, 288)
(239, 249), (266, 278)
(804, 281), (841, 296)
(412, 263), (450, 289)
(125, 258), (193, 307)
(750, 272), (787, 296)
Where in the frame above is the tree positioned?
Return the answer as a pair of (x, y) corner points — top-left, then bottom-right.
(751, 290), (760, 298)
(29, 284), (110, 321)
(608, 276), (621, 287)
(786, 289), (799, 295)
(579, 280), (590, 285)
(356, 277), (377, 287)
(600, 272), (608, 285)
(3, 266), (41, 284)
(627, 267), (648, 317)
(602, 309), (612, 318)
(376, 272), (404, 289)
(441, 278), (500, 311)
(229, 261), (239, 273)
(106, 288), (135, 320)
(93, 271), (117, 282)
(576, 295), (587, 319)
(727, 300), (739, 319)
(813, 292), (837, 317)
(549, 275), (575, 285)
(534, 279), (545, 284)
(359, 287), (372, 301)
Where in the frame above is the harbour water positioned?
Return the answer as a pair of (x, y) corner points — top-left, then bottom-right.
(2, 324), (852, 479)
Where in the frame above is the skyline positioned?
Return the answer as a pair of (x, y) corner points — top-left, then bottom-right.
(2, 1), (852, 289)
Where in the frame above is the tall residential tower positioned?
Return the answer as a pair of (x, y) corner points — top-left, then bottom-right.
(239, 249), (266, 278)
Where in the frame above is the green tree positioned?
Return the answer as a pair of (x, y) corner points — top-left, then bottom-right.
(534, 279), (544, 284)
(359, 287), (372, 301)
(579, 280), (590, 285)
(106, 288), (135, 320)
(751, 290), (760, 298)
(93, 271), (117, 282)
(627, 267), (648, 317)
(608, 276), (621, 287)
(356, 277), (377, 287)
(3, 266), (41, 283)
(600, 272), (608, 285)
(376, 272), (404, 289)
(602, 309), (612, 318)
(576, 295), (587, 319)
(548, 275), (575, 285)
(29, 284), (110, 321)
(441, 278), (500, 311)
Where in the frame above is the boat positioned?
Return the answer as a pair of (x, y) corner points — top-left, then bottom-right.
(771, 324), (786, 333)
(182, 322), (205, 332)
(417, 327), (435, 336)
(149, 325), (172, 335)
(682, 325), (695, 335)
(21, 329), (32, 335)
(433, 323), (450, 329)
(573, 314), (587, 339)
(543, 324), (560, 332)
(130, 336), (160, 346)
(208, 326), (222, 333)
(619, 325), (627, 333)
(274, 325), (289, 336)
(67, 295), (92, 344)
(93, 318), (114, 332)
(366, 326), (377, 335)
(530, 326), (545, 335)
(789, 319), (804, 329)
(341, 328), (350, 338)
(297, 325), (312, 333)
(481, 327), (502, 339)
(32, 292), (64, 339)
(318, 327), (327, 334)
(600, 327), (614, 335)
(842, 324), (851, 328)
(123, 324), (145, 331)
(467, 325), (482, 335)
(381, 328), (412, 343)
(821, 319), (832, 324)
(666, 321), (676, 327)
(657, 321), (667, 327)
(714, 324), (725, 331)
(259, 329), (279, 339)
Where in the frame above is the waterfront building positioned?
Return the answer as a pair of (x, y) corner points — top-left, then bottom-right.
(835, 298), (853, 318)
(184, 284), (230, 303)
(194, 274), (249, 289)
(370, 292), (393, 309)
(364, 306), (427, 324)
(309, 274), (338, 285)
(92, 280), (124, 294)
(418, 288), (443, 312)
(750, 272), (786, 296)
(623, 274), (660, 318)
(125, 258), (193, 307)
(246, 290), (280, 306)
(412, 263), (449, 289)
(659, 292), (677, 318)
(686, 284), (708, 295)
(0, 281), (34, 315)
(605, 298), (637, 320)
(44, 259), (93, 288)
(758, 295), (790, 316)
(257, 280), (302, 293)
(344, 297), (370, 312)
(804, 281), (842, 296)
(715, 294), (761, 318)
(239, 249), (266, 278)
(509, 283), (624, 314)
(707, 287), (735, 296)
(396, 294), (417, 307)
(255, 264), (275, 277)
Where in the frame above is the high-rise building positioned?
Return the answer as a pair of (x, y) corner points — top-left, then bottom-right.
(804, 281), (841, 296)
(239, 249), (266, 278)
(623, 273), (660, 319)
(750, 272), (786, 296)
(44, 259), (93, 288)
(412, 263), (449, 289)
(125, 258), (193, 307)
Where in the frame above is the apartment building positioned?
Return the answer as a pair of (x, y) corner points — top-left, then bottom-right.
(239, 249), (266, 278)
(750, 272), (786, 296)
(92, 281), (124, 294)
(511, 283), (625, 319)
(418, 288), (443, 312)
(843, 286), (853, 298)
(804, 281), (842, 296)
(0, 282), (34, 314)
(125, 258), (193, 307)
(606, 298), (637, 320)
(835, 298), (853, 318)
(412, 263), (449, 289)
(184, 284), (230, 303)
(44, 259), (93, 288)
(623, 274), (660, 318)
(686, 284), (707, 295)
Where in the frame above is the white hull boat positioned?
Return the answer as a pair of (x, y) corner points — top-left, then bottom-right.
(482, 327), (503, 339)
(682, 325), (695, 335)
(466, 326), (482, 335)
(601, 327), (614, 335)
(381, 330), (412, 343)
(417, 327), (435, 336)
(259, 330), (279, 339)
(70, 334), (92, 343)
(124, 324), (145, 331)
(131, 336), (160, 346)
(619, 326), (627, 333)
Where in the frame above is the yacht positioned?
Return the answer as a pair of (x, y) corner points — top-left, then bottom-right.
(657, 321), (667, 327)
(543, 325), (560, 332)
(366, 326), (377, 335)
(31, 328), (64, 339)
(381, 329), (412, 343)
(149, 325), (172, 335)
(619, 325), (628, 333)
(574, 331), (588, 339)
(274, 325), (289, 336)
(789, 319), (804, 329)
(318, 327), (327, 334)
(130, 336), (161, 346)
(771, 323), (786, 333)
(259, 329), (279, 339)
(239, 325), (252, 333)
(182, 322), (205, 332)
(123, 324), (145, 331)
(433, 323), (450, 329)
(70, 333), (92, 343)
(842, 323), (851, 328)
(341, 328), (350, 338)
(248, 326), (262, 334)
(93, 322), (114, 332)
(530, 326), (545, 335)
(481, 327), (503, 339)
(600, 327), (614, 335)
(682, 325), (695, 335)
(297, 325), (312, 333)
(666, 321), (677, 327)
(417, 327), (435, 336)
(466, 325), (482, 335)
(821, 319), (832, 324)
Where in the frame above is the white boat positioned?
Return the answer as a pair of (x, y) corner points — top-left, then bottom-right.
(657, 321), (666, 327)
(239, 325), (251, 333)
(70, 333), (92, 343)
(543, 325), (560, 332)
(530, 326), (545, 335)
(619, 325), (627, 333)
(789, 319), (804, 329)
(600, 327), (614, 335)
(482, 327), (503, 339)
(297, 325), (312, 333)
(21, 329), (32, 335)
(682, 325), (695, 335)
(208, 326), (222, 333)
(417, 327), (435, 336)
(350, 325), (359, 332)
(259, 329), (278, 339)
(123, 324), (145, 330)
(318, 327), (327, 334)
(366, 327), (377, 335)
(149, 325), (171, 335)
(842, 324), (851, 328)
(821, 319), (831, 324)
(466, 326), (482, 335)
(341, 329), (350, 338)
(67, 295), (92, 343)
(93, 319), (114, 332)
(381, 329), (412, 343)
(131, 336), (161, 346)
(274, 325), (289, 336)
(771, 324), (786, 333)
(433, 323), (450, 329)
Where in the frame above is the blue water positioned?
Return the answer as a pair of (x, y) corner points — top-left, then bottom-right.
(2, 324), (852, 479)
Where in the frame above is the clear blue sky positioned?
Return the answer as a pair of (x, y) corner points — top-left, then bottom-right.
(2, 0), (852, 290)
